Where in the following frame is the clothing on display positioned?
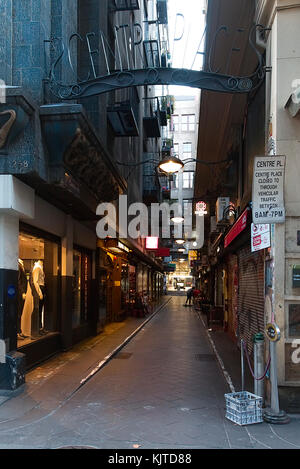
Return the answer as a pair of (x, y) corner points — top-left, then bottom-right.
(29, 260), (47, 338)
(17, 259), (28, 339)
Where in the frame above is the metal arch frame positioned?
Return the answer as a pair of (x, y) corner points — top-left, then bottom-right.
(48, 66), (264, 100)
(46, 24), (268, 100)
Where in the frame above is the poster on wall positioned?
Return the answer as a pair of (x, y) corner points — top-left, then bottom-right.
(251, 223), (271, 252)
(252, 155), (286, 224)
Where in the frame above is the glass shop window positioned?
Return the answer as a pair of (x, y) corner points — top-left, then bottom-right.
(18, 232), (60, 346)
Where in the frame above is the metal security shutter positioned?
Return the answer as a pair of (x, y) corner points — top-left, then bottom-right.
(237, 245), (265, 355)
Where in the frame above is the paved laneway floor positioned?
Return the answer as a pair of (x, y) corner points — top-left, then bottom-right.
(0, 296), (300, 449)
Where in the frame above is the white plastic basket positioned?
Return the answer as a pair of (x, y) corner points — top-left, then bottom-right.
(225, 391), (263, 425)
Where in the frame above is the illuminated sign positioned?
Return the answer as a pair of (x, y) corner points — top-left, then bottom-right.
(195, 201), (207, 216)
(118, 241), (130, 253)
(146, 237), (159, 249)
(224, 208), (250, 248)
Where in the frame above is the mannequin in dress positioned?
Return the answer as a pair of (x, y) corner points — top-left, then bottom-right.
(17, 259), (28, 339)
(30, 260), (46, 338)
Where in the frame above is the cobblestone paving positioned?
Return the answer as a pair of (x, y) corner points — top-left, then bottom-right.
(0, 297), (299, 449)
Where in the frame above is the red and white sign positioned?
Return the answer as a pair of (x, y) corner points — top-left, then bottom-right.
(251, 223), (271, 252)
(154, 248), (170, 257)
(224, 208), (249, 248)
(146, 236), (159, 249)
(195, 201), (207, 216)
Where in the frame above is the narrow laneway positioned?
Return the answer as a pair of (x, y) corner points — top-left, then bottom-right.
(0, 297), (299, 449)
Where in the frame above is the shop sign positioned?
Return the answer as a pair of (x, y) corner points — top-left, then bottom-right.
(146, 236), (159, 249)
(154, 248), (170, 257)
(252, 155), (286, 224)
(195, 201), (207, 216)
(224, 208), (249, 248)
(118, 241), (130, 253)
(251, 223), (271, 252)
(216, 197), (230, 222)
(164, 263), (176, 272)
(188, 250), (197, 261)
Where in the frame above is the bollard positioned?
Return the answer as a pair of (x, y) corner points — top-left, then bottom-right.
(253, 332), (265, 402)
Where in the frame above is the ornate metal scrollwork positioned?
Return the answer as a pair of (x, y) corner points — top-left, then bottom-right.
(46, 23), (267, 100)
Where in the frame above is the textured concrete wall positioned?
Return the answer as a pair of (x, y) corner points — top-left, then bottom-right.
(11, 0), (51, 103)
(0, 0), (13, 85)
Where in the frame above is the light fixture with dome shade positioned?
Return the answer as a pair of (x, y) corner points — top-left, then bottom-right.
(157, 155), (184, 174)
(175, 239), (185, 245)
(171, 216), (184, 223)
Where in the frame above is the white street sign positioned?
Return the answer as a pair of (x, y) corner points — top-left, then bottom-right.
(251, 223), (271, 252)
(252, 155), (286, 224)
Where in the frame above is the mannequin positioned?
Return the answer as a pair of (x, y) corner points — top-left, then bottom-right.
(17, 259), (28, 339)
(30, 260), (46, 338)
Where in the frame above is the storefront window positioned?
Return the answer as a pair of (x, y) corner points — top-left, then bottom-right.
(98, 269), (107, 328)
(18, 231), (60, 346)
(288, 304), (300, 337)
(72, 248), (91, 328)
(121, 263), (129, 310)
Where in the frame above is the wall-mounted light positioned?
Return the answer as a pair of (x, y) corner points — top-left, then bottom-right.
(171, 216), (184, 223)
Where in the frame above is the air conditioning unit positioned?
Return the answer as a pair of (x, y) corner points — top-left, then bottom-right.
(216, 197), (230, 223)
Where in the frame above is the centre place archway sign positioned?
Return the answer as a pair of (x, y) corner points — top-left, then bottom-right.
(46, 23), (268, 100)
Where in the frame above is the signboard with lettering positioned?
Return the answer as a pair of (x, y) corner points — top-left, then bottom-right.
(252, 155), (286, 224)
(224, 208), (249, 248)
(251, 223), (271, 252)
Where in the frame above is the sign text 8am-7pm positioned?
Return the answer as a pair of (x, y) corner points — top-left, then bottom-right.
(252, 155), (286, 224)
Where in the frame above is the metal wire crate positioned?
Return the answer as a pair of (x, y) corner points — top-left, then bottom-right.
(225, 391), (263, 425)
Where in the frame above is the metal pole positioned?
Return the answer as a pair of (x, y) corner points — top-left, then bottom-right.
(241, 338), (245, 392)
(270, 341), (280, 413)
(264, 340), (290, 424)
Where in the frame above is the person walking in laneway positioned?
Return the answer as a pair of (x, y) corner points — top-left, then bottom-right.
(185, 286), (195, 306)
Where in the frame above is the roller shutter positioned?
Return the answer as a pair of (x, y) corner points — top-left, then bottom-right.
(237, 245), (265, 355)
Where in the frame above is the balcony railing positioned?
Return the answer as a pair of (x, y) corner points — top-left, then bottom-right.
(143, 153), (161, 204)
(143, 97), (161, 138)
(110, 0), (140, 11)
